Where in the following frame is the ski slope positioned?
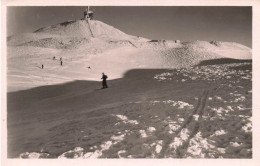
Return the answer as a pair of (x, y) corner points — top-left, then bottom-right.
(7, 19), (252, 92)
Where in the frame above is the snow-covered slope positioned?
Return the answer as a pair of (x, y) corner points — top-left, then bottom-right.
(7, 19), (252, 92)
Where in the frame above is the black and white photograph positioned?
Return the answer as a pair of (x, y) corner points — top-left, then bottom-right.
(1, 1), (260, 165)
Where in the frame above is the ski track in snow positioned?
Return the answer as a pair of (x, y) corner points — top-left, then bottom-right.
(10, 20), (251, 158)
(18, 61), (251, 159)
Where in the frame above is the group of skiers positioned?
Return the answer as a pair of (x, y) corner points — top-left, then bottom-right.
(41, 56), (63, 69)
(53, 56), (63, 66)
(41, 56), (109, 89)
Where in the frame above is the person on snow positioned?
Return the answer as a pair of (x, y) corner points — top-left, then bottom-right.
(42, 64), (44, 69)
(101, 72), (108, 89)
(61, 61), (63, 66)
(53, 56), (56, 60)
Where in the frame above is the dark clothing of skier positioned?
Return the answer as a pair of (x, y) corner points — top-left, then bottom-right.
(101, 73), (108, 89)
(42, 64), (44, 69)
(61, 61), (63, 66)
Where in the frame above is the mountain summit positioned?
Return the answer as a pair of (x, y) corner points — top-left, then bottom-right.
(34, 20), (140, 41)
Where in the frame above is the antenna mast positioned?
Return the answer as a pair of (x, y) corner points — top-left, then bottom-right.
(84, 6), (94, 20)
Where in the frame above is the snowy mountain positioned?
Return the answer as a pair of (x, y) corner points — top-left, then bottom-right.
(7, 19), (252, 92)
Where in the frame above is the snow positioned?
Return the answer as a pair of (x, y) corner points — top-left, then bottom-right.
(19, 152), (50, 159)
(118, 150), (126, 158)
(115, 115), (128, 121)
(170, 128), (190, 151)
(230, 142), (241, 147)
(100, 141), (113, 151)
(186, 132), (215, 158)
(83, 151), (102, 159)
(56, 129), (128, 158)
(170, 137), (183, 150)
(211, 129), (227, 137)
(154, 62), (252, 85)
(211, 107), (229, 116)
(7, 19), (252, 92)
(115, 114), (139, 125)
(215, 96), (223, 101)
(193, 114), (199, 121)
(217, 148), (226, 154)
(155, 140), (163, 153)
(139, 130), (148, 138)
(242, 122), (252, 133)
(168, 123), (181, 134)
(154, 100), (194, 109)
(58, 147), (84, 159)
(111, 134), (125, 141)
(11, 17), (252, 159)
(178, 118), (185, 123)
(180, 128), (190, 140)
(147, 127), (156, 132)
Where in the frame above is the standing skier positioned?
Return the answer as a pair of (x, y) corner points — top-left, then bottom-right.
(101, 72), (108, 89)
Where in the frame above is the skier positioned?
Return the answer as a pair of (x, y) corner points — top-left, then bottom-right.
(60, 57), (62, 61)
(101, 72), (108, 89)
(53, 56), (55, 60)
(61, 61), (63, 66)
(42, 64), (44, 69)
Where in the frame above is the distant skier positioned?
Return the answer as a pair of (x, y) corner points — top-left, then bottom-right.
(61, 61), (63, 66)
(42, 64), (44, 69)
(101, 72), (108, 89)
(87, 66), (91, 69)
(60, 57), (62, 61)
(53, 56), (56, 60)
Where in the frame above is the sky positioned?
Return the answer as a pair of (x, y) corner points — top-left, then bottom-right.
(7, 6), (252, 47)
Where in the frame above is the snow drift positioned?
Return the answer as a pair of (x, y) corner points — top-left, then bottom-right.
(7, 19), (252, 92)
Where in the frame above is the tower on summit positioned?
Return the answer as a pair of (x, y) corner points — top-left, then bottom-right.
(84, 6), (94, 20)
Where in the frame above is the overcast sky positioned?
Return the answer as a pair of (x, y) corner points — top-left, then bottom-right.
(7, 6), (252, 47)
